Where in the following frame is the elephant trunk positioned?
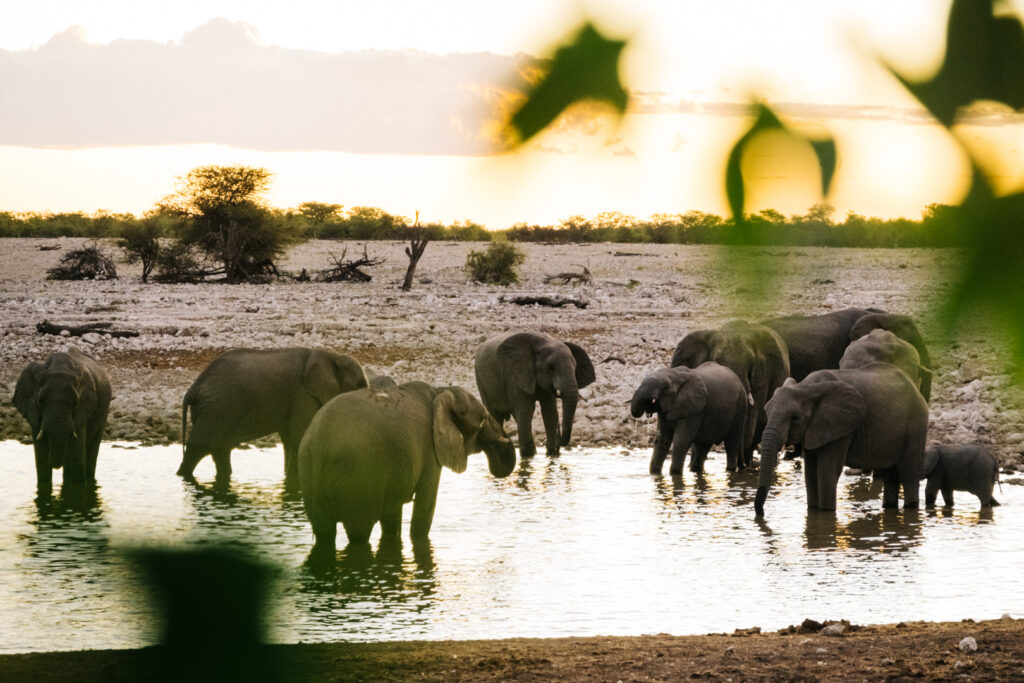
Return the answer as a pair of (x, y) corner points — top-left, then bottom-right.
(630, 377), (663, 418)
(559, 388), (579, 449)
(755, 424), (785, 516)
(480, 416), (517, 478)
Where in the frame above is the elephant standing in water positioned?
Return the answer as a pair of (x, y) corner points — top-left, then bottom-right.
(630, 363), (747, 474)
(670, 320), (790, 466)
(762, 307), (933, 400)
(178, 347), (367, 482)
(14, 348), (112, 492)
(839, 329), (931, 399)
(475, 331), (595, 459)
(922, 444), (1000, 508)
(755, 363), (929, 516)
(298, 382), (516, 552)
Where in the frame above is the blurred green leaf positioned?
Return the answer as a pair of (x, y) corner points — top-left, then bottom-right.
(725, 103), (836, 237)
(890, 0), (1024, 126)
(508, 23), (628, 145)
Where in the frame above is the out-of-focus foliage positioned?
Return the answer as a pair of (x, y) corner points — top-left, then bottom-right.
(466, 240), (526, 286)
(507, 23), (628, 145)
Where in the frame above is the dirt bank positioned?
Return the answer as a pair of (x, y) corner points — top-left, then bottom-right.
(0, 618), (1021, 681)
(2, 238), (1024, 473)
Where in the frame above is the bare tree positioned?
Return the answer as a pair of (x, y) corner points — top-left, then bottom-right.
(401, 211), (429, 291)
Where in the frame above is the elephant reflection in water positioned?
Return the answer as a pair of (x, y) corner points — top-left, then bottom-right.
(803, 510), (924, 552)
(20, 487), (111, 590)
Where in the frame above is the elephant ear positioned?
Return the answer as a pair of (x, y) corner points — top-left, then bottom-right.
(805, 380), (868, 451)
(751, 325), (791, 389)
(671, 330), (714, 368)
(331, 353), (369, 392)
(921, 447), (941, 478)
(661, 370), (708, 422)
(432, 389), (474, 473)
(13, 362), (44, 426)
(565, 341), (596, 389)
(303, 350), (343, 404)
(496, 333), (538, 395)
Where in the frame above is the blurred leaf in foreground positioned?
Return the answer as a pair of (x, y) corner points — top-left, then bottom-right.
(507, 23), (628, 145)
(725, 103), (836, 239)
(888, 0), (1024, 127)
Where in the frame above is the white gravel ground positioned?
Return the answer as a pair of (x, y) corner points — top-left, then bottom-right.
(2, 237), (1023, 473)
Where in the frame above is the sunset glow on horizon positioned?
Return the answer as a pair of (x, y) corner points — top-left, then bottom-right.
(1, 0), (1022, 227)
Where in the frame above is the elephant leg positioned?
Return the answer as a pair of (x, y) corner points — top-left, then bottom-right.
(649, 422), (674, 474)
(177, 443), (207, 478)
(86, 429), (102, 482)
(689, 442), (712, 474)
(311, 518), (338, 553)
(804, 453), (820, 509)
(669, 419), (699, 475)
(513, 401), (538, 459)
(538, 395), (561, 456)
(883, 468), (902, 509)
(212, 447), (232, 481)
(924, 475), (939, 507)
(725, 410), (745, 471)
(380, 506), (404, 537)
(940, 487), (954, 507)
(280, 430), (301, 483)
(341, 520), (374, 546)
(898, 431), (925, 510)
(410, 467), (442, 539)
(64, 436), (88, 485)
(33, 440), (52, 493)
(813, 440), (849, 511)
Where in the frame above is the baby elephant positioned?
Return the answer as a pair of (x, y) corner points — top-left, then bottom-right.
(630, 362), (747, 474)
(921, 444), (1000, 508)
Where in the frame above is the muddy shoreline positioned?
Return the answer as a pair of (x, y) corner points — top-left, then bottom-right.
(1, 618), (1022, 681)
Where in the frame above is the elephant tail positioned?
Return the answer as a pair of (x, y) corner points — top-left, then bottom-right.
(181, 388), (195, 456)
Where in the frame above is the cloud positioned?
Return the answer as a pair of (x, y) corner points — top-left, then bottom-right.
(0, 19), (535, 155)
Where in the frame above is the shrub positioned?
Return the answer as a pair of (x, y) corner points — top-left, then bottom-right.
(465, 241), (525, 286)
(152, 242), (205, 283)
(46, 245), (118, 280)
(117, 219), (164, 283)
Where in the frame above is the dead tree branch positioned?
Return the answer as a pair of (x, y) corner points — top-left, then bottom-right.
(315, 247), (384, 282)
(543, 265), (591, 285)
(401, 211), (429, 291)
(36, 320), (139, 338)
(502, 295), (589, 309)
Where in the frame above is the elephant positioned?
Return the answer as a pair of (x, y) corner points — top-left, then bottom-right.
(761, 307), (933, 400)
(364, 367), (398, 389)
(754, 362), (929, 516)
(298, 382), (516, 552)
(474, 331), (596, 459)
(177, 347), (368, 482)
(13, 347), (112, 492)
(630, 362), (747, 474)
(670, 320), (790, 466)
(839, 329), (931, 398)
(921, 444), (1000, 508)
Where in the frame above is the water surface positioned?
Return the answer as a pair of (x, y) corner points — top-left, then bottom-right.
(0, 441), (1020, 653)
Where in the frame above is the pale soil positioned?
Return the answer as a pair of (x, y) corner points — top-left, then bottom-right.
(0, 618), (1022, 681)
(1, 238), (1023, 476)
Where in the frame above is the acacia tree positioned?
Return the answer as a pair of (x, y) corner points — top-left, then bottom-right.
(159, 165), (298, 283)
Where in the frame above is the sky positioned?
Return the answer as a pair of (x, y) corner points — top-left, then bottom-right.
(1, 0), (1023, 227)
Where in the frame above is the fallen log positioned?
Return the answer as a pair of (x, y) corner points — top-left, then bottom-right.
(502, 296), (589, 309)
(543, 266), (591, 285)
(36, 320), (140, 338)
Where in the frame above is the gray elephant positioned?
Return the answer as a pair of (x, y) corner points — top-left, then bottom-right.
(762, 307), (933, 400)
(298, 382), (516, 552)
(921, 444), (1000, 508)
(13, 348), (112, 492)
(670, 320), (790, 466)
(475, 331), (595, 459)
(839, 329), (931, 398)
(630, 363), (747, 474)
(178, 347), (368, 481)
(755, 363), (928, 515)
(364, 367), (398, 389)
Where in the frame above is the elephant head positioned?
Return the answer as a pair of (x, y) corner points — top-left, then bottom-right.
(630, 367), (708, 421)
(849, 312), (932, 400)
(303, 349), (369, 404)
(14, 354), (98, 474)
(921, 446), (941, 479)
(754, 377), (867, 515)
(497, 333), (595, 449)
(840, 329), (931, 395)
(433, 387), (516, 478)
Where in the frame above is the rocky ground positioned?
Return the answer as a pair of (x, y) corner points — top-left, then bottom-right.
(0, 618), (1022, 681)
(2, 237), (1024, 476)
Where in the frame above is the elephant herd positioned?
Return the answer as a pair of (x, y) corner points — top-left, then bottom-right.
(12, 307), (1001, 555)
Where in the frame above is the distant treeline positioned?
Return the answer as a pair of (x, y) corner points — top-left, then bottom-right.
(0, 202), (967, 248)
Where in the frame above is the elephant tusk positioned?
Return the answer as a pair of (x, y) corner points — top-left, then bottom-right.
(747, 392), (755, 406)
(35, 427), (45, 442)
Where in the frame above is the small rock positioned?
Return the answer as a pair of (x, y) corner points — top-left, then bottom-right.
(1001, 613), (1013, 620)
(881, 658), (895, 665)
(724, 645), (735, 656)
(954, 660), (965, 670)
(799, 638), (813, 646)
(815, 648), (828, 654)
(822, 623), (846, 637)
(800, 618), (824, 632)
(81, 332), (103, 344)
(958, 636), (978, 652)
